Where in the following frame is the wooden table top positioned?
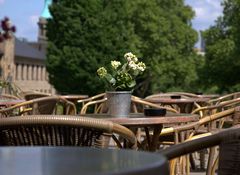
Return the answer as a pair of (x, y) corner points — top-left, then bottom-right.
(0, 147), (168, 175)
(82, 113), (199, 127)
(145, 97), (210, 104)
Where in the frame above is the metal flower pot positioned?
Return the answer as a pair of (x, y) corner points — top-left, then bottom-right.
(106, 91), (131, 118)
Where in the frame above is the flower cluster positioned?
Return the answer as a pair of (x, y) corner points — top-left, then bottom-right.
(0, 17), (16, 42)
(97, 52), (146, 91)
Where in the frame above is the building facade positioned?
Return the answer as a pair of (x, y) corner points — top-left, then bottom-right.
(0, 0), (55, 94)
(0, 37), (55, 94)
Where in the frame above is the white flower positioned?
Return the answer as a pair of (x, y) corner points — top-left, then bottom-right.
(97, 52), (146, 91)
(128, 61), (137, 70)
(97, 67), (107, 78)
(137, 62), (146, 72)
(111, 60), (121, 69)
(132, 55), (138, 62)
(124, 52), (135, 62)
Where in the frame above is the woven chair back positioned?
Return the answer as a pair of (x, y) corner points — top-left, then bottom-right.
(160, 125), (240, 175)
(0, 96), (77, 117)
(0, 125), (103, 146)
(0, 115), (137, 149)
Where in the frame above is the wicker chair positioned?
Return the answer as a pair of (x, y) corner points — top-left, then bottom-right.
(192, 98), (240, 116)
(160, 125), (240, 175)
(80, 98), (107, 114)
(78, 93), (107, 114)
(159, 107), (240, 175)
(77, 93), (106, 105)
(145, 93), (191, 99)
(209, 92), (240, 105)
(131, 96), (179, 113)
(23, 91), (50, 100)
(160, 107), (239, 145)
(0, 94), (21, 100)
(0, 96), (77, 117)
(191, 98), (240, 130)
(0, 115), (137, 149)
(80, 95), (179, 114)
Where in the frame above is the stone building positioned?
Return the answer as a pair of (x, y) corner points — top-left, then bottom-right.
(0, 0), (55, 94)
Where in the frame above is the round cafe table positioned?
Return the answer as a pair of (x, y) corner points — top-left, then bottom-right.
(0, 147), (169, 175)
(145, 97), (210, 113)
(83, 113), (199, 151)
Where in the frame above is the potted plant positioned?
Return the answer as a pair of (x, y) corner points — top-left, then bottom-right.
(97, 52), (146, 117)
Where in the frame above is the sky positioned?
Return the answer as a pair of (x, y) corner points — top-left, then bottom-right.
(0, 0), (223, 43)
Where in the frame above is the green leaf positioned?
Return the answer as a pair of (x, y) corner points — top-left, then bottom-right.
(127, 80), (136, 88)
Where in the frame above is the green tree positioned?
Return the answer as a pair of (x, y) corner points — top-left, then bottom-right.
(47, 0), (199, 96)
(202, 0), (240, 93)
(46, 0), (139, 95)
(127, 0), (199, 95)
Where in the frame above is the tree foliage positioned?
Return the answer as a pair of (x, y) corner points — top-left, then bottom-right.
(202, 0), (240, 93)
(130, 0), (199, 95)
(46, 0), (138, 95)
(46, 0), (199, 96)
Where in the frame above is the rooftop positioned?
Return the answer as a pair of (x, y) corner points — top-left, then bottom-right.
(15, 38), (45, 60)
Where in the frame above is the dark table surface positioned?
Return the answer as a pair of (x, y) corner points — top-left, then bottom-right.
(0, 147), (168, 175)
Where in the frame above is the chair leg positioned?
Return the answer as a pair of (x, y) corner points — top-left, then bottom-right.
(207, 147), (216, 175)
(189, 154), (196, 170)
(211, 154), (219, 175)
(199, 149), (206, 170)
(186, 155), (190, 175)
